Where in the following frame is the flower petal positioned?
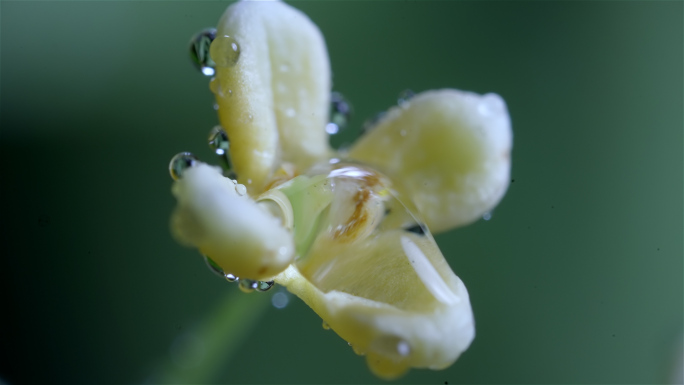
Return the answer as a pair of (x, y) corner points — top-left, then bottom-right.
(171, 163), (294, 280)
(348, 89), (513, 233)
(212, 0), (332, 193)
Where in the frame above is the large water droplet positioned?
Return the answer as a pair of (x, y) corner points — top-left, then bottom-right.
(397, 89), (415, 108)
(189, 28), (217, 76)
(169, 152), (199, 180)
(239, 279), (257, 293)
(210, 35), (240, 67)
(203, 255), (224, 277)
(207, 126), (235, 178)
(255, 280), (275, 292)
(329, 92), (353, 133)
(224, 273), (239, 282)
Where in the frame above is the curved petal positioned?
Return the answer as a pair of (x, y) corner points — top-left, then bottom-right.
(211, 0), (332, 194)
(348, 89), (513, 233)
(171, 163), (294, 280)
(273, 164), (475, 379)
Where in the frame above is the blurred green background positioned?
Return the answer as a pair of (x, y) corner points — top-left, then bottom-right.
(1, 1), (682, 384)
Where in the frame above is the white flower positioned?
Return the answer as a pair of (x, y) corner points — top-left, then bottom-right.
(171, 0), (512, 379)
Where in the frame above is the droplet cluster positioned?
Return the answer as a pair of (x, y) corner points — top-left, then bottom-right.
(203, 256), (275, 293)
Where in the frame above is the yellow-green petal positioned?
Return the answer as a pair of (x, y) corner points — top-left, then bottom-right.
(211, 0), (332, 194)
(348, 89), (513, 233)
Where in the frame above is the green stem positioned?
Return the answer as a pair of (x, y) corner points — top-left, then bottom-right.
(152, 289), (271, 384)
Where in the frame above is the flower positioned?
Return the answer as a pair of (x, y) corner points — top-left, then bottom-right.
(171, 0), (512, 380)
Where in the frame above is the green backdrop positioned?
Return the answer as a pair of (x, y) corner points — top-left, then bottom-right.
(1, 1), (682, 384)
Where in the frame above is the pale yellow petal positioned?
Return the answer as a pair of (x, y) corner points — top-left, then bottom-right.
(212, 0), (332, 194)
(171, 163), (294, 280)
(348, 89), (512, 233)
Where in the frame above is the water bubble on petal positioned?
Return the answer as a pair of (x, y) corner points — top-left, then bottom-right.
(325, 122), (340, 135)
(213, 103), (219, 111)
(482, 212), (492, 221)
(207, 125), (235, 177)
(397, 89), (415, 108)
(189, 28), (216, 76)
(322, 321), (330, 330)
(203, 255), (224, 277)
(209, 35), (240, 67)
(224, 273), (239, 282)
(235, 184), (247, 196)
(330, 92), (352, 131)
(255, 280), (275, 292)
(238, 279), (257, 293)
(271, 291), (289, 309)
(169, 152), (199, 180)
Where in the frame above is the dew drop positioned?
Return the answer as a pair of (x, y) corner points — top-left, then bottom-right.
(169, 152), (199, 180)
(207, 126), (235, 177)
(329, 92), (352, 133)
(189, 28), (217, 76)
(322, 321), (330, 330)
(255, 280), (275, 292)
(271, 291), (289, 309)
(213, 103), (219, 111)
(397, 89), (415, 108)
(224, 273), (239, 282)
(209, 35), (240, 67)
(238, 279), (258, 293)
(482, 212), (492, 221)
(279, 64), (289, 72)
(400, 129), (407, 137)
(203, 255), (224, 277)
(285, 108), (296, 118)
(235, 184), (247, 196)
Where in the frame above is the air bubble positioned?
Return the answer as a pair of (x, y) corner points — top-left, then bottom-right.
(329, 92), (352, 133)
(169, 152), (199, 180)
(209, 35), (240, 67)
(397, 89), (415, 108)
(271, 291), (289, 309)
(189, 28), (217, 76)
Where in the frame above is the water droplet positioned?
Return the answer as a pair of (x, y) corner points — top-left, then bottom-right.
(329, 92), (352, 132)
(235, 184), (247, 196)
(400, 129), (407, 137)
(329, 158), (340, 164)
(322, 321), (330, 330)
(362, 111), (387, 133)
(397, 89), (415, 108)
(238, 279), (257, 293)
(482, 212), (492, 221)
(255, 280), (275, 292)
(279, 64), (289, 72)
(224, 273), (239, 282)
(213, 103), (219, 111)
(203, 255), (224, 277)
(189, 28), (217, 76)
(352, 345), (365, 356)
(285, 108), (296, 118)
(207, 126), (235, 177)
(209, 35), (240, 67)
(169, 152), (199, 180)
(478, 93), (505, 117)
(325, 122), (340, 135)
(271, 291), (289, 309)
